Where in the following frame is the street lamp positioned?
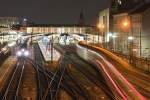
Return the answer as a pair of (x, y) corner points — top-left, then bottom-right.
(128, 36), (134, 64)
(122, 20), (130, 29)
(123, 21), (128, 27)
(97, 23), (104, 29)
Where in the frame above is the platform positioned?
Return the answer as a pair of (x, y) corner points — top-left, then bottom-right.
(38, 41), (61, 62)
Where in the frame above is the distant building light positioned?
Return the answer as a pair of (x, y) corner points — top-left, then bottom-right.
(128, 36), (134, 40)
(112, 35), (117, 38)
(108, 33), (113, 37)
(23, 18), (27, 22)
(17, 22), (20, 24)
(118, 0), (122, 5)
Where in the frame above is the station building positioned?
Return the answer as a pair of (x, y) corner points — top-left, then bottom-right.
(99, 0), (150, 58)
(21, 24), (95, 35)
(112, 2), (150, 58)
(20, 24), (102, 44)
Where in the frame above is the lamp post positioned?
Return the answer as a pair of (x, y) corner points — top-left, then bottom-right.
(51, 36), (53, 63)
(3, 32), (4, 44)
(139, 26), (142, 58)
(128, 36), (134, 64)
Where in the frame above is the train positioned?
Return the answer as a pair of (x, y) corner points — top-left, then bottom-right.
(0, 46), (11, 64)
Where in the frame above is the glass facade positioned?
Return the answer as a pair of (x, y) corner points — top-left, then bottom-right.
(26, 26), (91, 34)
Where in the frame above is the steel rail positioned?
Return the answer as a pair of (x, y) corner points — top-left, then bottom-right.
(2, 59), (25, 100)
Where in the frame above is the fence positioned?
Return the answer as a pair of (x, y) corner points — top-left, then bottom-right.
(89, 43), (150, 72)
(111, 51), (150, 72)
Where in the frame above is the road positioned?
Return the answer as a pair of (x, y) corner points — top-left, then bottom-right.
(77, 43), (150, 99)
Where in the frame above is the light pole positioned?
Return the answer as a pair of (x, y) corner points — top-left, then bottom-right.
(51, 36), (53, 63)
(2, 32), (4, 44)
(128, 36), (134, 64)
(139, 27), (142, 58)
(93, 35), (94, 44)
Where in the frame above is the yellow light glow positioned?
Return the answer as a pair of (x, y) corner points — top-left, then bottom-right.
(97, 23), (104, 29)
(123, 22), (128, 27)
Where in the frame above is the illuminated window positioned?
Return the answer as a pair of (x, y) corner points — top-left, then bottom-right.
(118, 0), (122, 5)
(62, 27), (65, 33)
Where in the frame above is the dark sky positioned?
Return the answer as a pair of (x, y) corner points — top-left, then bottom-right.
(0, 0), (110, 25)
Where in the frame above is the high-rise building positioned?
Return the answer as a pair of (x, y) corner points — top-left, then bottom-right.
(0, 17), (20, 27)
(98, 8), (110, 48)
(112, 1), (150, 58)
(111, 0), (144, 14)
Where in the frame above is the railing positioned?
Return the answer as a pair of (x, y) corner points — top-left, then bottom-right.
(89, 43), (150, 72)
(110, 51), (150, 72)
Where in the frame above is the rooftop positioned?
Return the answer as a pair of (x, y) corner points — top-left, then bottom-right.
(129, 1), (150, 14)
(25, 24), (95, 27)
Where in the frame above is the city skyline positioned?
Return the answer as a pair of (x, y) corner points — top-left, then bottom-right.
(0, 0), (149, 99)
(0, 0), (109, 25)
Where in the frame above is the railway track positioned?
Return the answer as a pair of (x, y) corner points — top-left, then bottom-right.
(55, 44), (115, 99)
(30, 44), (93, 100)
(33, 44), (75, 100)
(1, 59), (25, 100)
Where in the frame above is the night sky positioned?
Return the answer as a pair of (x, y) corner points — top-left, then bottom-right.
(0, 0), (110, 25)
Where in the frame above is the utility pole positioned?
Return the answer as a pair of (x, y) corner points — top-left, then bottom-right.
(93, 35), (94, 44)
(3, 32), (4, 44)
(51, 36), (53, 63)
(65, 35), (67, 45)
(31, 32), (33, 45)
(17, 30), (19, 45)
(139, 26), (142, 58)
(98, 34), (99, 45)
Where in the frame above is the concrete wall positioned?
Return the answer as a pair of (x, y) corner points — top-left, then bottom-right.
(99, 8), (110, 42)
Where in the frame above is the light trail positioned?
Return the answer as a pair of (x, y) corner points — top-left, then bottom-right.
(77, 43), (146, 100)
